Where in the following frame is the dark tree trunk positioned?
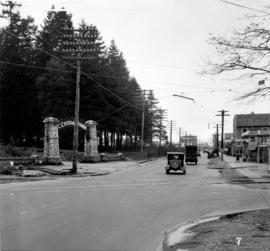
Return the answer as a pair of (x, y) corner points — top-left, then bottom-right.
(135, 133), (138, 152)
(104, 130), (109, 150)
(125, 134), (128, 150)
(110, 131), (115, 152)
(98, 130), (103, 151)
(119, 133), (123, 150)
(116, 132), (121, 150)
(129, 134), (133, 151)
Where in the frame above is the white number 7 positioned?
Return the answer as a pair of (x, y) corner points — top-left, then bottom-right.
(236, 237), (242, 245)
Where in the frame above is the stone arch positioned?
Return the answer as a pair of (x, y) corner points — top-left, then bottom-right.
(58, 120), (85, 151)
(43, 117), (99, 164)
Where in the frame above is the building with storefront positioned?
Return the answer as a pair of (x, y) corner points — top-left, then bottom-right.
(241, 130), (270, 163)
(233, 113), (270, 163)
(233, 113), (270, 138)
(224, 133), (233, 155)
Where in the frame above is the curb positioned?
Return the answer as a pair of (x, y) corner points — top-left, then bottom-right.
(0, 170), (112, 184)
(161, 207), (270, 251)
(137, 157), (163, 165)
(162, 216), (219, 251)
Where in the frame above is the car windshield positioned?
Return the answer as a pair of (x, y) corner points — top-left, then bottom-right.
(168, 154), (184, 160)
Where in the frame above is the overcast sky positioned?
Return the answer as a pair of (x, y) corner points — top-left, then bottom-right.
(2, 0), (270, 144)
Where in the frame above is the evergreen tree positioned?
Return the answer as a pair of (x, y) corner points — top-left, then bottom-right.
(35, 6), (74, 66)
(35, 58), (74, 119)
(104, 40), (130, 130)
(0, 1), (40, 144)
(78, 22), (109, 122)
(144, 90), (159, 145)
(35, 7), (75, 120)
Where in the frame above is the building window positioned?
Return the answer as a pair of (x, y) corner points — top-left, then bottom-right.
(242, 128), (247, 133)
(261, 138), (267, 143)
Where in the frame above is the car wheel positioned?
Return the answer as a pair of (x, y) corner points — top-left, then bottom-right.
(182, 170), (186, 175)
(166, 169), (170, 175)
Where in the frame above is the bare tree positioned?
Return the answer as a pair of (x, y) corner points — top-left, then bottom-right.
(203, 12), (270, 100)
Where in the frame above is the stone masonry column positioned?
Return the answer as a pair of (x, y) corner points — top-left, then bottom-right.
(43, 117), (62, 164)
(83, 120), (100, 162)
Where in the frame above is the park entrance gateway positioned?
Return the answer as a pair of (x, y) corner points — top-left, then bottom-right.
(42, 117), (99, 164)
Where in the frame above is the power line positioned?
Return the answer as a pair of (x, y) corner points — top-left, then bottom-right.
(0, 60), (74, 73)
(138, 78), (231, 92)
(127, 60), (195, 71)
(0, 59), (235, 93)
(220, 0), (270, 14)
(96, 105), (126, 123)
(3, 29), (141, 111)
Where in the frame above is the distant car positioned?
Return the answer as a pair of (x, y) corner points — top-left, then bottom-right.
(185, 145), (198, 165)
(207, 150), (219, 159)
(165, 152), (186, 175)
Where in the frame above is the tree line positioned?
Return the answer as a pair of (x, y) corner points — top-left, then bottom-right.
(0, 1), (168, 152)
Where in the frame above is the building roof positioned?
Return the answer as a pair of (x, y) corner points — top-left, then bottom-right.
(234, 113), (270, 127)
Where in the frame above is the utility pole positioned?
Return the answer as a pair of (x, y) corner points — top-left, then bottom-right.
(61, 26), (95, 173)
(159, 117), (162, 156)
(170, 121), (173, 151)
(179, 127), (181, 151)
(135, 89), (152, 159)
(216, 110), (230, 161)
(216, 124), (219, 154)
(166, 120), (176, 151)
(141, 90), (145, 159)
(157, 109), (167, 157)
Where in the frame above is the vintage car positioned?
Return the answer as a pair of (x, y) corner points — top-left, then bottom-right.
(165, 152), (186, 175)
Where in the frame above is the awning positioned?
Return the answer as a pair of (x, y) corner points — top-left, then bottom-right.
(248, 140), (259, 150)
(241, 130), (270, 138)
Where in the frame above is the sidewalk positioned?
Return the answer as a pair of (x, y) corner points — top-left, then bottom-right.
(0, 158), (158, 183)
(40, 160), (139, 176)
(223, 155), (270, 181)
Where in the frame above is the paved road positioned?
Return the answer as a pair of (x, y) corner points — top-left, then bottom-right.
(1, 155), (270, 251)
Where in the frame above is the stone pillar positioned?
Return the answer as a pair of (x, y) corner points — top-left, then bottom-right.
(83, 120), (100, 162)
(43, 117), (62, 164)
